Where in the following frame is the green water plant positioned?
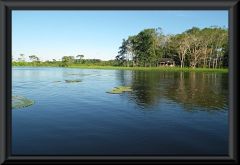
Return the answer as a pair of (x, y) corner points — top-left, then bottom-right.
(54, 80), (61, 82)
(106, 86), (133, 94)
(12, 95), (35, 109)
(65, 79), (82, 83)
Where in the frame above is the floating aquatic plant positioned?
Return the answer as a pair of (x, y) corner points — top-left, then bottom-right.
(106, 90), (123, 94)
(106, 86), (133, 94)
(114, 86), (133, 91)
(54, 80), (61, 82)
(65, 80), (82, 83)
(12, 95), (35, 109)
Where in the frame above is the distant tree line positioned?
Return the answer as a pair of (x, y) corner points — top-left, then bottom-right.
(12, 54), (120, 67)
(116, 26), (228, 68)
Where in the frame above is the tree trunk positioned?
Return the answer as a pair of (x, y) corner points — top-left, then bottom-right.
(219, 58), (221, 69)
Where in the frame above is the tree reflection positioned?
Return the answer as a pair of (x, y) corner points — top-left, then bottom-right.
(118, 70), (228, 113)
(118, 70), (167, 110)
(164, 72), (228, 113)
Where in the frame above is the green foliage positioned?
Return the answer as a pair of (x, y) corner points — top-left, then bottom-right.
(76, 55), (84, 63)
(29, 55), (39, 62)
(61, 56), (70, 67)
(115, 26), (228, 69)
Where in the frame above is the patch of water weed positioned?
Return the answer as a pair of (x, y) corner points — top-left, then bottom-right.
(106, 86), (133, 94)
(65, 80), (82, 83)
(12, 95), (35, 109)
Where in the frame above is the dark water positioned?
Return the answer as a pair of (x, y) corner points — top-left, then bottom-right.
(12, 67), (228, 156)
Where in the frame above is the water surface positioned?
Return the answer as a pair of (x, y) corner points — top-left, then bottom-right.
(12, 67), (228, 156)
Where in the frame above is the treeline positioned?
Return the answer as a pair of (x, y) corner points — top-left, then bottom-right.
(116, 26), (228, 68)
(59, 56), (119, 67)
(12, 59), (120, 67)
(12, 26), (228, 69)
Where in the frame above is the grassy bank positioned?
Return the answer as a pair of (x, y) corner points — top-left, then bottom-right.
(67, 65), (228, 73)
(12, 63), (228, 73)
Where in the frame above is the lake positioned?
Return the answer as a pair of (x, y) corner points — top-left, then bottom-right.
(12, 66), (228, 156)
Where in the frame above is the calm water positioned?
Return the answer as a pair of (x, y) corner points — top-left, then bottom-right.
(12, 67), (228, 156)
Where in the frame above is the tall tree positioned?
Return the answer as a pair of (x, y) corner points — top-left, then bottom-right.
(68, 56), (75, 64)
(135, 28), (156, 67)
(171, 33), (190, 68)
(198, 28), (213, 68)
(116, 38), (129, 66)
(19, 54), (25, 62)
(127, 35), (138, 67)
(29, 55), (39, 62)
(76, 55), (84, 63)
(61, 56), (70, 67)
(188, 39), (202, 67)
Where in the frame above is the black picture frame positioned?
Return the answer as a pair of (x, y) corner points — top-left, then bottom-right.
(0, 0), (238, 164)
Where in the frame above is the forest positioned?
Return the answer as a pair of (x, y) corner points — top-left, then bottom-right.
(12, 26), (228, 69)
(116, 26), (228, 68)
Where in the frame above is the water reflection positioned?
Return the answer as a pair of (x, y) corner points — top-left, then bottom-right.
(118, 70), (228, 113)
(165, 72), (228, 113)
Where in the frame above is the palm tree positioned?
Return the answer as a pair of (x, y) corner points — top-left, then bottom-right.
(29, 55), (38, 62)
(19, 54), (25, 62)
(76, 55), (84, 63)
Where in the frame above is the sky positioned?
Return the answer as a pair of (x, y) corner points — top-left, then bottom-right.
(12, 10), (228, 62)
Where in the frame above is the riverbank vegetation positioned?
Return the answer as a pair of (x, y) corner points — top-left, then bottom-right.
(12, 26), (228, 70)
(116, 26), (228, 68)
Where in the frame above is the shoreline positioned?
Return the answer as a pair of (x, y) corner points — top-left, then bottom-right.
(12, 65), (228, 73)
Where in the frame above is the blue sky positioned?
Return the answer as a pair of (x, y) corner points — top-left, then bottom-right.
(12, 10), (228, 61)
